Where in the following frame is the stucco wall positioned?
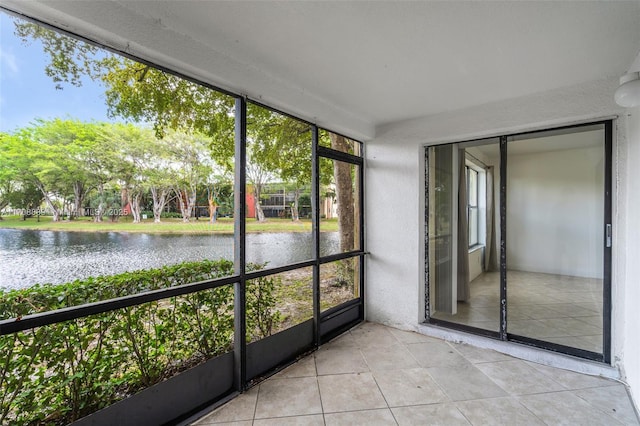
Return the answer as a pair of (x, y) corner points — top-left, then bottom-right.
(365, 77), (635, 403)
(623, 105), (640, 407)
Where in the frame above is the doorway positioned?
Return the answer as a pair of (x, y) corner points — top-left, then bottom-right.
(425, 121), (612, 362)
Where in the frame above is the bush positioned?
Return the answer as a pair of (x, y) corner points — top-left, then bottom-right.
(0, 260), (280, 425)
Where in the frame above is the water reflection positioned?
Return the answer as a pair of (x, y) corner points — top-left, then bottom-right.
(0, 229), (339, 290)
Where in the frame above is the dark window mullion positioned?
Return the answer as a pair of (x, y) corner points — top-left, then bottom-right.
(312, 125), (321, 347)
(499, 135), (508, 341)
(233, 96), (247, 391)
(603, 120), (613, 364)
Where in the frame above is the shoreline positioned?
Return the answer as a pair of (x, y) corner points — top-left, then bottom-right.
(0, 217), (338, 235)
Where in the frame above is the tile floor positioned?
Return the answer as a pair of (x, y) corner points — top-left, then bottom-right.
(191, 322), (638, 426)
(431, 271), (603, 352)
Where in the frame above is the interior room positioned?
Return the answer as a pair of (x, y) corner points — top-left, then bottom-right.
(430, 126), (606, 355)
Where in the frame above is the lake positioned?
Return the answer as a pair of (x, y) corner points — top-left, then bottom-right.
(0, 229), (340, 290)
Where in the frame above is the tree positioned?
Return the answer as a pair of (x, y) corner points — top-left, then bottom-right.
(205, 171), (233, 223)
(28, 119), (106, 219)
(250, 111), (312, 222)
(0, 136), (15, 218)
(14, 18), (357, 243)
(4, 182), (43, 219)
(0, 179), (14, 219)
(163, 131), (214, 222)
(1, 129), (64, 221)
(101, 123), (156, 223)
(329, 134), (356, 253)
(136, 135), (175, 223)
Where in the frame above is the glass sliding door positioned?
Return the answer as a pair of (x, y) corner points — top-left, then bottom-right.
(427, 138), (501, 333)
(426, 121), (612, 362)
(506, 124), (608, 354)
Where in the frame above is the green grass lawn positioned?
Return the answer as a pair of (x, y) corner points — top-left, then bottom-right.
(0, 215), (339, 234)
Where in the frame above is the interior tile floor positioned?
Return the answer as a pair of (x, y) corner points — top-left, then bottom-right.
(191, 322), (638, 426)
(431, 271), (603, 353)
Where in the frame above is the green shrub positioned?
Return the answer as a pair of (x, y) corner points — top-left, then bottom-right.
(0, 259), (279, 425)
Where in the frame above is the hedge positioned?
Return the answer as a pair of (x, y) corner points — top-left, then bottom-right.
(0, 259), (280, 425)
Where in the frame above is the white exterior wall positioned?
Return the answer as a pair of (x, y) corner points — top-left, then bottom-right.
(623, 105), (640, 407)
(365, 77), (637, 406)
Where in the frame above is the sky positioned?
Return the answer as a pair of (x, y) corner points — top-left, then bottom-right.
(0, 11), (114, 133)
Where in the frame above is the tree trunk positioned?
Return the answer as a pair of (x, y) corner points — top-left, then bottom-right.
(176, 186), (196, 222)
(72, 181), (85, 219)
(188, 187), (197, 222)
(35, 182), (61, 222)
(128, 190), (142, 223)
(330, 134), (355, 253)
(330, 134), (356, 289)
(94, 184), (105, 222)
(151, 187), (170, 223)
(291, 188), (300, 221)
(208, 190), (217, 223)
(254, 185), (265, 222)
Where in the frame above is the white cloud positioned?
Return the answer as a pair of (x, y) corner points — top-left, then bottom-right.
(0, 47), (19, 75)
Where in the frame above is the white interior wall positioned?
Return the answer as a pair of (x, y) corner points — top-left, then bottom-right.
(365, 77), (635, 408)
(506, 145), (604, 278)
(468, 248), (483, 282)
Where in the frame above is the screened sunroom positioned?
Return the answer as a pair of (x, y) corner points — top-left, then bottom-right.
(1, 1), (639, 424)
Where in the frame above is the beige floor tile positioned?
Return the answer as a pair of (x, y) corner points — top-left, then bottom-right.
(579, 315), (603, 327)
(191, 323), (638, 426)
(576, 302), (603, 313)
(456, 397), (545, 425)
(361, 344), (419, 371)
(253, 414), (325, 425)
(274, 355), (317, 379)
(324, 408), (397, 425)
(465, 320), (500, 331)
(373, 368), (448, 407)
(350, 323), (399, 349)
(540, 317), (601, 337)
(508, 319), (569, 338)
(388, 327), (440, 344)
(254, 377), (322, 419)
(427, 364), (508, 401)
(475, 360), (565, 395)
(574, 385), (640, 425)
(518, 391), (624, 425)
(196, 422), (252, 426)
(406, 341), (471, 368)
(315, 346), (369, 375)
(573, 334), (604, 352)
(318, 372), (387, 413)
(466, 306), (500, 320)
(450, 342), (513, 364)
(543, 335), (602, 353)
(197, 388), (258, 424)
(323, 332), (359, 350)
(545, 303), (600, 318)
(523, 361), (618, 390)
(392, 404), (471, 425)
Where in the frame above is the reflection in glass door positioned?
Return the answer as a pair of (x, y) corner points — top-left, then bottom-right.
(506, 125), (607, 354)
(428, 138), (501, 333)
(426, 121), (611, 361)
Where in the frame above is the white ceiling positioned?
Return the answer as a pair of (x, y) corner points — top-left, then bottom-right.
(2, 1), (640, 140)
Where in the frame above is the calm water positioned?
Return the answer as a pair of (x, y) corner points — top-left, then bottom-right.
(0, 229), (340, 290)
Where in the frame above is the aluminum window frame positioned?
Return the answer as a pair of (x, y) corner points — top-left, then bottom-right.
(0, 6), (366, 394)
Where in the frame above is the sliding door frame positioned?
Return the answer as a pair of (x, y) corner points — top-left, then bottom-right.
(424, 120), (613, 363)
